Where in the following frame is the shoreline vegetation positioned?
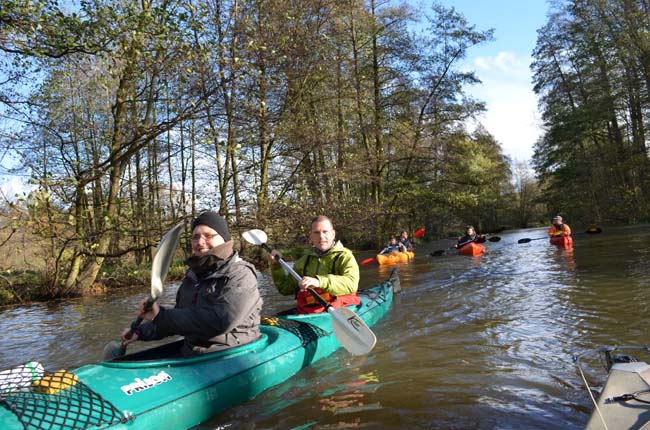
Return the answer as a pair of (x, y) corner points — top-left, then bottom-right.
(0, 222), (547, 307)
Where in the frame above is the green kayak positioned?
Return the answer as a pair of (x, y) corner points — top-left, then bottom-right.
(0, 271), (399, 430)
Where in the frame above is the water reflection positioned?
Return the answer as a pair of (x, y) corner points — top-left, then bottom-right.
(2, 225), (650, 429)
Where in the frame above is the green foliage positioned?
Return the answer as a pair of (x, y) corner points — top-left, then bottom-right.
(0, 0), (521, 302)
(532, 0), (650, 225)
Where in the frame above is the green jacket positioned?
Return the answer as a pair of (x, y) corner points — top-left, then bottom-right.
(271, 241), (360, 297)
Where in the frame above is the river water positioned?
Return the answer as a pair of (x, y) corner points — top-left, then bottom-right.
(1, 225), (649, 429)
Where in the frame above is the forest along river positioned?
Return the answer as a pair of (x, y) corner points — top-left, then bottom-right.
(1, 225), (649, 429)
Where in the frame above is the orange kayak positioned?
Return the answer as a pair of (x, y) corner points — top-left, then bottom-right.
(376, 251), (415, 265)
(550, 235), (573, 247)
(457, 242), (485, 256)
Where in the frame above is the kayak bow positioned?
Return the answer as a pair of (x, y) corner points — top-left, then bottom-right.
(376, 251), (415, 265)
(457, 242), (485, 257)
(0, 271), (399, 430)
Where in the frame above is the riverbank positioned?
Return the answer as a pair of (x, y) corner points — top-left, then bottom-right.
(0, 244), (306, 307)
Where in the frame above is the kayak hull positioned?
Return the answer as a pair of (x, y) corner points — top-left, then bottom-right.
(376, 251), (414, 265)
(0, 274), (398, 430)
(457, 242), (485, 257)
(550, 235), (573, 247)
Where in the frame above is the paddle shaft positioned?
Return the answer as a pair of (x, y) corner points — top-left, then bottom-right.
(518, 227), (601, 244)
(118, 297), (156, 355)
(124, 297), (156, 338)
(263, 243), (330, 308)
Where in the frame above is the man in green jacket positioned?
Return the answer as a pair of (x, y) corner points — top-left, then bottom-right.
(269, 216), (360, 314)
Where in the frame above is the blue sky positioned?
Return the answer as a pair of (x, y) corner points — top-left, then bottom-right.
(435, 0), (551, 163)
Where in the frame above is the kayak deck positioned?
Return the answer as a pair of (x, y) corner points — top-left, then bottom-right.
(0, 272), (398, 430)
(457, 242), (485, 256)
(577, 346), (650, 430)
(550, 235), (573, 247)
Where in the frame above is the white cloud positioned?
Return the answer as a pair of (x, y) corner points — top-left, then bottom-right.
(467, 52), (542, 162)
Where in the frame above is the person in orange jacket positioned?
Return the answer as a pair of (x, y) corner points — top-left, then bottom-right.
(548, 215), (571, 236)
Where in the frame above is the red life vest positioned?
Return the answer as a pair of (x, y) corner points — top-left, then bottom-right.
(296, 288), (361, 314)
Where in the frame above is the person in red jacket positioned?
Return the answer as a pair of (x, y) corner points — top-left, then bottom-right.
(548, 215), (572, 236)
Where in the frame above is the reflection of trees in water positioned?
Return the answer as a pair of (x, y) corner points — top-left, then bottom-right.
(318, 370), (382, 421)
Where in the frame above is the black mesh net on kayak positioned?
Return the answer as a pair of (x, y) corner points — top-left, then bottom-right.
(0, 363), (125, 430)
(261, 317), (329, 346)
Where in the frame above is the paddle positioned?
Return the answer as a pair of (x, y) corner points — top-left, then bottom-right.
(413, 227), (426, 238)
(430, 235), (500, 256)
(242, 229), (377, 356)
(102, 222), (184, 360)
(517, 227), (602, 244)
(360, 257), (375, 266)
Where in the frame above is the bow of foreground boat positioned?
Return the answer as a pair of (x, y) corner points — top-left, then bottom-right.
(0, 271), (399, 430)
(576, 346), (650, 430)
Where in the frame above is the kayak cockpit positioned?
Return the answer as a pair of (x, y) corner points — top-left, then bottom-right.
(102, 334), (270, 368)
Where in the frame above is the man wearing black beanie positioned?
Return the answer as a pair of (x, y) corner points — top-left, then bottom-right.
(122, 211), (262, 356)
(191, 211), (231, 242)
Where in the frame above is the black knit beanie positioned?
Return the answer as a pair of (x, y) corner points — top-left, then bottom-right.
(191, 211), (231, 241)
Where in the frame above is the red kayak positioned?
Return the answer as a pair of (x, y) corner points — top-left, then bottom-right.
(457, 242), (485, 256)
(550, 235), (573, 247)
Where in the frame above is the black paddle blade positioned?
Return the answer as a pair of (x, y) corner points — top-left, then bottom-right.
(488, 236), (501, 242)
(586, 227), (602, 234)
(517, 238), (532, 244)
(430, 250), (446, 256)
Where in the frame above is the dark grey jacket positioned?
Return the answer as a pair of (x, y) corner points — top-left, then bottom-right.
(138, 251), (262, 355)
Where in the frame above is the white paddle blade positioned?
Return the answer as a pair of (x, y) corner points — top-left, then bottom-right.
(242, 229), (268, 246)
(329, 307), (377, 356)
(150, 222), (184, 298)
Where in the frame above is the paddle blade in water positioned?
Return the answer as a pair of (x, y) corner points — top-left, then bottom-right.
(414, 227), (426, 238)
(430, 249), (446, 256)
(586, 226), (602, 234)
(101, 339), (123, 361)
(517, 238), (532, 244)
(488, 236), (501, 242)
(360, 257), (375, 266)
(329, 307), (377, 356)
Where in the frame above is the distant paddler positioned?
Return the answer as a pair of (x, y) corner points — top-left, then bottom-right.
(548, 215), (571, 237)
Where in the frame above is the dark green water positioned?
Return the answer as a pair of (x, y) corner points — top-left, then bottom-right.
(1, 225), (649, 429)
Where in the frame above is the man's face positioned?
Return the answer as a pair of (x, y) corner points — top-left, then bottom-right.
(191, 225), (225, 256)
(310, 220), (336, 252)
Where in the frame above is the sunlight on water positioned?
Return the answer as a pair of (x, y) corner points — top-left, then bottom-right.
(1, 225), (649, 429)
